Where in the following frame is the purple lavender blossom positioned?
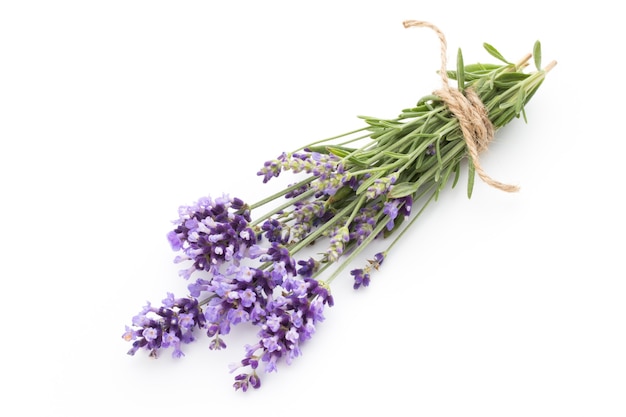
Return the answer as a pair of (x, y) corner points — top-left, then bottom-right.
(365, 173), (398, 200)
(123, 294), (206, 358)
(326, 226), (350, 262)
(297, 258), (318, 278)
(258, 151), (345, 197)
(166, 195), (255, 279)
(372, 252), (385, 267)
(188, 278), (211, 297)
(257, 152), (287, 183)
(202, 266), (274, 348)
(285, 182), (311, 199)
(264, 242), (297, 275)
(383, 200), (399, 231)
(312, 162), (346, 196)
(125, 183), (338, 390)
(398, 195), (413, 217)
(126, 135), (408, 391)
(189, 241), (300, 353)
(261, 219), (288, 244)
(229, 276), (333, 391)
(350, 252), (385, 290)
(350, 268), (370, 289)
(292, 200), (326, 224)
(349, 204), (379, 244)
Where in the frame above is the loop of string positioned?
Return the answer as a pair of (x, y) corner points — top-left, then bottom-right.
(402, 20), (519, 193)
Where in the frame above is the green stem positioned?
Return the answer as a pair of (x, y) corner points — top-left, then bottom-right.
(289, 199), (359, 256)
(249, 176), (316, 211)
(250, 188), (317, 227)
(344, 194), (367, 226)
(292, 126), (371, 153)
(323, 210), (389, 285)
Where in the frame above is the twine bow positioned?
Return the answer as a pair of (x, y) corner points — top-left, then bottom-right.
(403, 20), (519, 193)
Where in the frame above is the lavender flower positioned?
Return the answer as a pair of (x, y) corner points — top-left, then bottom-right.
(326, 226), (350, 262)
(202, 265), (276, 349)
(350, 269), (370, 289)
(229, 277), (333, 390)
(166, 195), (255, 279)
(349, 204), (379, 244)
(123, 294), (206, 358)
(351, 252), (385, 290)
(365, 173), (398, 200)
(383, 200), (400, 231)
(257, 152), (287, 183)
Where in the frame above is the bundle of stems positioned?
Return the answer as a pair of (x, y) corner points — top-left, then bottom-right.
(123, 22), (555, 391)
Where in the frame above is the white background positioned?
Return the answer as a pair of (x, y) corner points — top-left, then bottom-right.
(2, 1), (625, 416)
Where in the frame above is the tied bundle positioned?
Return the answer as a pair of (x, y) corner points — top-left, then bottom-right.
(122, 21), (556, 391)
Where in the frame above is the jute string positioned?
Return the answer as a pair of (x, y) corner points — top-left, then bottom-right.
(403, 20), (519, 192)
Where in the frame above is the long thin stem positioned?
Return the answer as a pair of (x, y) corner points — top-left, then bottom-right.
(289, 202), (357, 255)
(323, 210), (389, 285)
(249, 176), (315, 211)
(291, 126), (371, 153)
(250, 188), (317, 227)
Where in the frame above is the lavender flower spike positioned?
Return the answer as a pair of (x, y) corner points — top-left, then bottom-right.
(230, 277), (333, 390)
(351, 252), (386, 290)
(166, 195), (254, 279)
(124, 294), (206, 358)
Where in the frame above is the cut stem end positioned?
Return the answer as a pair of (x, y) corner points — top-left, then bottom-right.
(543, 60), (557, 73)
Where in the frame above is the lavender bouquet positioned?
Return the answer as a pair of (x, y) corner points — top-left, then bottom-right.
(122, 21), (556, 391)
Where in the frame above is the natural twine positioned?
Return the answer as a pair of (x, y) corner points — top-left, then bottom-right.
(403, 20), (519, 193)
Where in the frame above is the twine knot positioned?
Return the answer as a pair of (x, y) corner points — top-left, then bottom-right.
(403, 20), (519, 193)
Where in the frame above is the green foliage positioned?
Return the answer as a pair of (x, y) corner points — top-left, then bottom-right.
(270, 41), (553, 282)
